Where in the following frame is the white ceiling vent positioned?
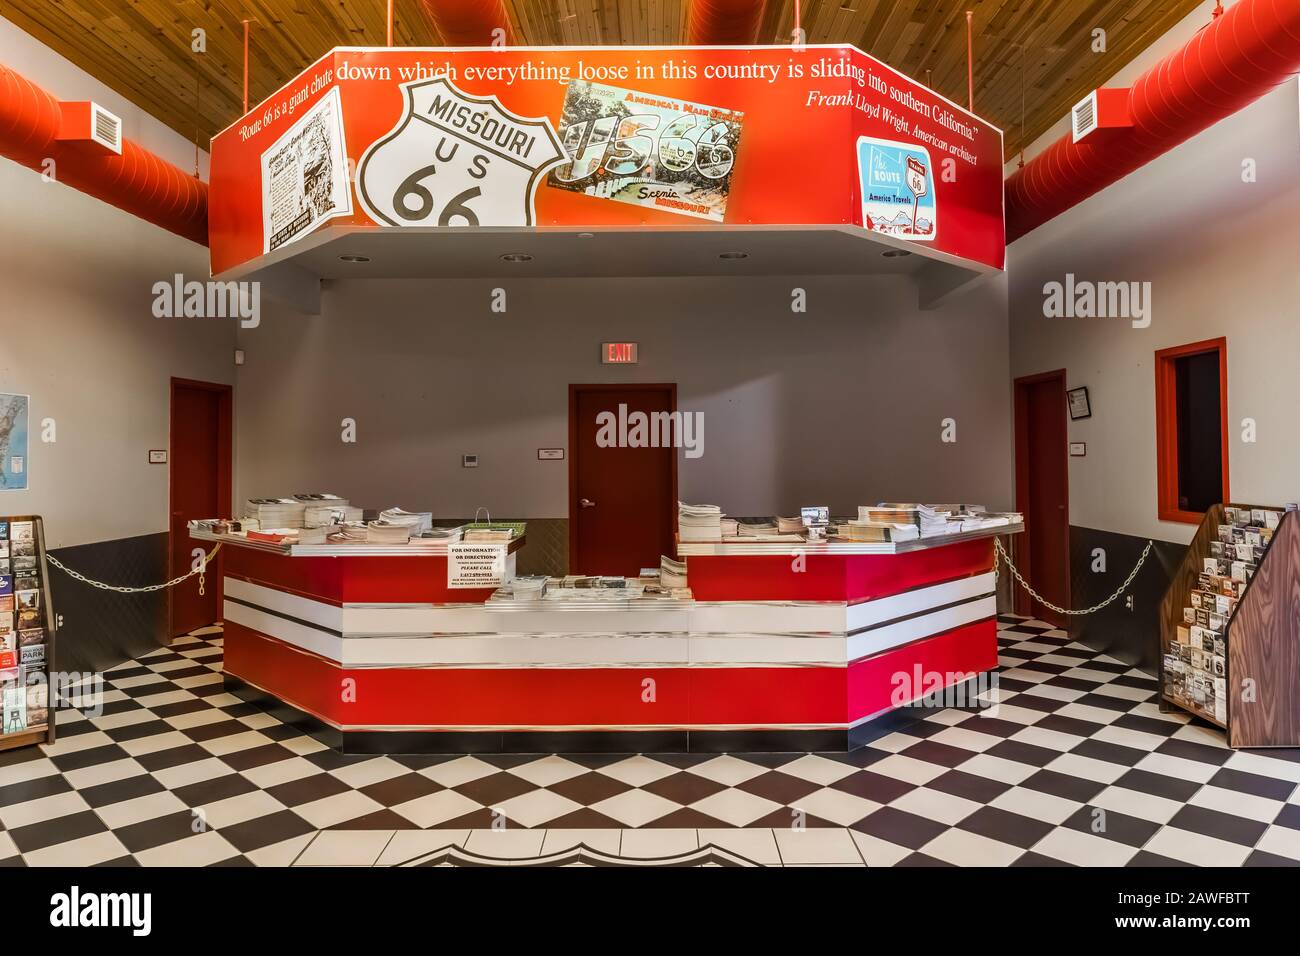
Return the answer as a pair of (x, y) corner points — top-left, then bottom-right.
(56, 101), (123, 155)
(91, 104), (122, 153)
(1071, 91), (1098, 142)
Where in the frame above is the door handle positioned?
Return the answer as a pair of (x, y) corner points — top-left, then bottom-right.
(580, 498), (597, 508)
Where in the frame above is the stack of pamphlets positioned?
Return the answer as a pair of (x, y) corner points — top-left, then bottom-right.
(303, 504), (363, 527)
(776, 516), (805, 534)
(719, 518), (739, 537)
(679, 502), (723, 541)
(245, 498), (307, 528)
(327, 524), (369, 543)
(734, 519), (803, 542)
(511, 575), (548, 600)
(418, 525), (464, 543)
(378, 507), (433, 535)
(366, 521), (413, 544)
(860, 504), (953, 537)
(294, 493), (350, 509)
(659, 555), (688, 590)
(835, 521), (920, 542)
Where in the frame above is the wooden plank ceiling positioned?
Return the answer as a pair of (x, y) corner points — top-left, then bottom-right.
(0, 0), (1203, 161)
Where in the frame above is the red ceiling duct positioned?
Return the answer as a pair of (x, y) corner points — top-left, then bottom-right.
(687, 0), (769, 45)
(0, 62), (207, 245)
(1006, 0), (1300, 242)
(419, 0), (516, 46)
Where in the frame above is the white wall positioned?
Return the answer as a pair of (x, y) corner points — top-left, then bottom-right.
(0, 17), (231, 549)
(234, 272), (1014, 519)
(1008, 77), (1300, 544)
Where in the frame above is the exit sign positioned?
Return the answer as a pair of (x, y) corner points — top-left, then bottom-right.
(602, 342), (639, 364)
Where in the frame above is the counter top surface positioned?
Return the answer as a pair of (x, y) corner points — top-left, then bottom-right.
(676, 522), (1022, 556)
(191, 526), (526, 557)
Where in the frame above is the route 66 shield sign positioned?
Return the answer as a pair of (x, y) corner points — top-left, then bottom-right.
(357, 77), (565, 228)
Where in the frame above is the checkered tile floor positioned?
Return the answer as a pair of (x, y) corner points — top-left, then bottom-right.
(1, 617), (1299, 866)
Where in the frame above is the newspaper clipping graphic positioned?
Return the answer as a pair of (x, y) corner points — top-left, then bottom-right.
(547, 81), (744, 223)
(261, 86), (353, 252)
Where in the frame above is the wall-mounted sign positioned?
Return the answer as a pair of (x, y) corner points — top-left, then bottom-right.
(1069, 442), (1087, 457)
(209, 46), (1005, 275)
(447, 541), (508, 589)
(462, 454), (479, 468)
(148, 450), (168, 464)
(537, 448), (565, 460)
(1067, 386), (1092, 420)
(602, 342), (639, 364)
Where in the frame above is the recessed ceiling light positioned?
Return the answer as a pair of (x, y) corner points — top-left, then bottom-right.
(881, 248), (912, 258)
(718, 251), (749, 260)
(338, 254), (371, 263)
(500, 253), (534, 262)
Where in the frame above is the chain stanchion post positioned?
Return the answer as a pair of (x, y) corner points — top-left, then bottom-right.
(994, 537), (1152, 617)
(45, 542), (223, 594)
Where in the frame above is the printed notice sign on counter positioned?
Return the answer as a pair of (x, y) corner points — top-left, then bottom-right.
(447, 542), (509, 589)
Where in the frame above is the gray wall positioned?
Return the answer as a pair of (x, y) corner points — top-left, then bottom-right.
(234, 272), (1014, 519)
(1008, 78), (1300, 545)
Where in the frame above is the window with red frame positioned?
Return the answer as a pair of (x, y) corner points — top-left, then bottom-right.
(1155, 338), (1229, 524)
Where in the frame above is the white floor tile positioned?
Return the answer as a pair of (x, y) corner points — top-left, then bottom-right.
(463, 829), (546, 859)
(619, 828), (698, 859)
(1144, 826), (1250, 866)
(919, 827), (1023, 866)
(294, 829), (395, 866)
(772, 827), (863, 865)
(22, 831), (130, 867)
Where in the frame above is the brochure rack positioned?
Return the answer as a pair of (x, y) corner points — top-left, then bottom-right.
(0, 515), (57, 752)
(1159, 503), (1300, 748)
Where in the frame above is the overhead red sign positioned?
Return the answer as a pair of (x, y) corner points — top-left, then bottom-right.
(208, 46), (1005, 274)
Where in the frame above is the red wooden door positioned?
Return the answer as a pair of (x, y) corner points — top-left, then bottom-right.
(570, 385), (677, 576)
(170, 380), (231, 637)
(1014, 371), (1070, 626)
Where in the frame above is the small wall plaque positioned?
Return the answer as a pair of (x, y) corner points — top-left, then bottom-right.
(148, 450), (168, 464)
(537, 448), (565, 460)
(1069, 442), (1087, 457)
(1067, 386), (1092, 420)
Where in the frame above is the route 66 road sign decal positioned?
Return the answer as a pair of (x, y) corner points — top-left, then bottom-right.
(357, 77), (565, 228)
(905, 156), (928, 198)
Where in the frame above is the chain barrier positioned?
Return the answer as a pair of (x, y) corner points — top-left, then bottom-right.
(994, 536), (1152, 617)
(45, 542), (223, 597)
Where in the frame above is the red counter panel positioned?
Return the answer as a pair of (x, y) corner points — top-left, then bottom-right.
(685, 538), (995, 602)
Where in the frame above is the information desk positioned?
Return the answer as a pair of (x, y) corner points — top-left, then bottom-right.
(199, 524), (1020, 754)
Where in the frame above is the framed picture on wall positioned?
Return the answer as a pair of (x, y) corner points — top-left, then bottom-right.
(1067, 386), (1092, 420)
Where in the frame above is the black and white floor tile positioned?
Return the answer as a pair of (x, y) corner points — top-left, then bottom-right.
(1, 617), (1299, 866)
